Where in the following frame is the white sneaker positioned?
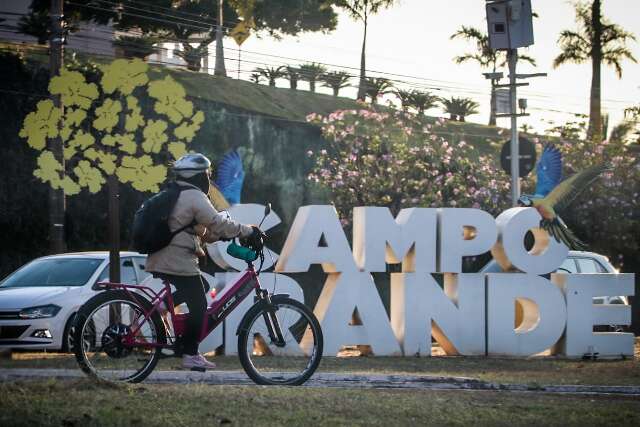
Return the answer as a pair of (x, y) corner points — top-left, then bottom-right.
(182, 354), (217, 370)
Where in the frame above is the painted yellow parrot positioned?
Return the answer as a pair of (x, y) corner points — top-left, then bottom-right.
(517, 145), (610, 250)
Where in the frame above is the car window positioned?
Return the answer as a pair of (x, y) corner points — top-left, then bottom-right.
(134, 256), (151, 282)
(96, 258), (138, 284)
(0, 258), (103, 287)
(557, 258), (578, 274)
(576, 258), (602, 273)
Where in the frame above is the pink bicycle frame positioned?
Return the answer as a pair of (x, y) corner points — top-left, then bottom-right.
(96, 265), (262, 348)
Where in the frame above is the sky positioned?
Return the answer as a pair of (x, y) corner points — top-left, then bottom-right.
(220, 0), (640, 135)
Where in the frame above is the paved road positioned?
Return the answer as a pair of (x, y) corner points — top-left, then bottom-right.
(1, 368), (639, 396)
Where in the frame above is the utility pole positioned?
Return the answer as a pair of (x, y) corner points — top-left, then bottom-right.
(49, 0), (66, 253)
(214, 0), (227, 76)
(508, 49), (520, 205)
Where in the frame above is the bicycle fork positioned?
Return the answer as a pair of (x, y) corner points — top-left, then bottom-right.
(258, 289), (286, 347)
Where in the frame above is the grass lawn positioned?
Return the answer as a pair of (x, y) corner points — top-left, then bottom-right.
(1, 378), (639, 427)
(2, 339), (639, 386)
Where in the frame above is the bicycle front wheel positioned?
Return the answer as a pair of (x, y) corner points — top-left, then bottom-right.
(238, 295), (323, 386)
(73, 290), (166, 383)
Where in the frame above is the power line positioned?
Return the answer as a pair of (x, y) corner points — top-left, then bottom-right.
(2, 8), (636, 109)
(0, 24), (633, 118)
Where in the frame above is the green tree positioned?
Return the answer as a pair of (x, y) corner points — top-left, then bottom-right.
(441, 96), (479, 122)
(249, 72), (263, 84)
(553, 0), (636, 141)
(336, 0), (396, 100)
(27, 1), (340, 73)
(285, 66), (301, 90)
(364, 77), (393, 104)
(407, 90), (439, 116)
(255, 66), (285, 87)
(450, 26), (536, 126)
(113, 35), (159, 60)
(306, 108), (510, 219)
(299, 62), (327, 92)
(321, 71), (352, 96)
(394, 89), (413, 111)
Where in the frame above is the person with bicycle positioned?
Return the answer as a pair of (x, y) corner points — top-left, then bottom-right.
(145, 153), (262, 370)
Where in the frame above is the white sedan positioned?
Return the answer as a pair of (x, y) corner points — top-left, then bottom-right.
(480, 250), (628, 306)
(0, 252), (149, 351)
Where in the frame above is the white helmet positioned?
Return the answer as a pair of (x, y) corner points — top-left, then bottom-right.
(173, 153), (211, 178)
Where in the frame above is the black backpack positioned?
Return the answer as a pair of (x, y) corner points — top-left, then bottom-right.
(131, 182), (195, 254)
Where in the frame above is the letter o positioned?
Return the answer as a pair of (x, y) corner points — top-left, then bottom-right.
(491, 208), (568, 274)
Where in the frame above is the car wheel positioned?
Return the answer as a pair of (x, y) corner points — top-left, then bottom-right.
(62, 315), (94, 353)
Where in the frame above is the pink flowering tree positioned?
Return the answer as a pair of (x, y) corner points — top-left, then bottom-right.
(306, 108), (512, 225)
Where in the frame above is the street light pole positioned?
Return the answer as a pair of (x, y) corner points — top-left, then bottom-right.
(49, 0), (66, 253)
(508, 48), (520, 206)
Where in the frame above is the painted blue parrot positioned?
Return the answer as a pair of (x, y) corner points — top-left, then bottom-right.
(214, 149), (245, 206)
(518, 144), (609, 250)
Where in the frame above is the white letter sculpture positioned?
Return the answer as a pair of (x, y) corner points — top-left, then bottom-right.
(391, 273), (486, 356)
(276, 206), (401, 356)
(353, 207), (438, 272)
(492, 207), (568, 274)
(552, 273), (634, 358)
(487, 273), (567, 356)
(439, 208), (497, 273)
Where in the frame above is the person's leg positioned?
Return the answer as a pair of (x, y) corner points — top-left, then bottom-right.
(166, 275), (207, 356)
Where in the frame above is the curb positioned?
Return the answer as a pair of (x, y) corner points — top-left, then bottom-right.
(1, 369), (639, 396)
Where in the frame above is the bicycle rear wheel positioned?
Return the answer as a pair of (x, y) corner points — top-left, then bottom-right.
(73, 290), (166, 383)
(238, 295), (323, 386)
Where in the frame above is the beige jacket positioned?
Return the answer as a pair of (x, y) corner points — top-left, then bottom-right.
(145, 181), (253, 276)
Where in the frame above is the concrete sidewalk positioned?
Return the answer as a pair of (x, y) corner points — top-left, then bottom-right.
(1, 368), (640, 396)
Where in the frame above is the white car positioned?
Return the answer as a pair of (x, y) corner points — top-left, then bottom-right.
(0, 252), (149, 351)
(479, 250), (628, 306)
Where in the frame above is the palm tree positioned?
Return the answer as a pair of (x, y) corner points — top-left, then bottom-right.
(394, 89), (413, 111)
(298, 62), (327, 92)
(441, 97), (480, 122)
(249, 72), (263, 84)
(174, 43), (212, 72)
(336, 1), (396, 100)
(113, 35), (158, 60)
(407, 90), (440, 116)
(321, 71), (352, 96)
(285, 66), (301, 90)
(364, 77), (393, 104)
(554, 0), (636, 141)
(255, 66), (285, 87)
(450, 26), (536, 126)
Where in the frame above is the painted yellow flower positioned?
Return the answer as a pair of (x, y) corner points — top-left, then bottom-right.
(148, 75), (193, 124)
(19, 100), (61, 150)
(142, 119), (168, 153)
(64, 131), (95, 160)
(93, 98), (122, 132)
(74, 160), (105, 193)
(49, 70), (99, 110)
(101, 59), (149, 96)
(33, 151), (63, 187)
(117, 155), (167, 192)
(60, 108), (88, 141)
(167, 142), (187, 159)
(59, 176), (81, 195)
(84, 148), (117, 175)
(125, 96), (144, 132)
(174, 110), (205, 142)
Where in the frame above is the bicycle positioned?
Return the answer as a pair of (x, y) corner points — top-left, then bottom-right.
(73, 205), (323, 385)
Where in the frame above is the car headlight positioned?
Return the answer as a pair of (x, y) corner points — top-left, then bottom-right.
(19, 304), (62, 319)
